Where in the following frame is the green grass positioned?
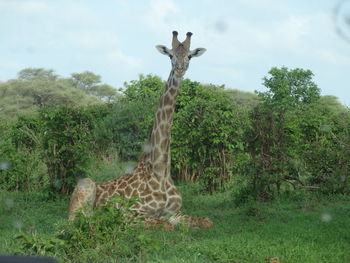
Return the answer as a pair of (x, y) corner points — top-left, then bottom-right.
(145, 187), (350, 263)
(87, 153), (136, 183)
(0, 190), (68, 254)
(1, 185), (349, 262)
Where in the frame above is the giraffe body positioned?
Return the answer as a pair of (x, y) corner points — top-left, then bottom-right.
(94, 154), (182, 219)
(68, 32), (211, 229)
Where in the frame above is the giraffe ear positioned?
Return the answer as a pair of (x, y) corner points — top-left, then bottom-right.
(189, 48), (206, 58)
(156, 45), (173, 57)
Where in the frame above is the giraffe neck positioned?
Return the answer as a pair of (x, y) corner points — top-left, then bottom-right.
(149, 69), (182, 181)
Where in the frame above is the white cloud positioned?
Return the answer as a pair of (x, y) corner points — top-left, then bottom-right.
(106, 50), (143, 70)
(240, 0), (283, 8)
(0, 0), (143, 73)
(64, 30), (120, 51)
(276, 15), (312, 47)
(63, 29), (143, 70)
(317, 49), (350, 66)
(150, 0), (179, 20)
(0, 0), (51, 15)
(143, 0), (182, 33)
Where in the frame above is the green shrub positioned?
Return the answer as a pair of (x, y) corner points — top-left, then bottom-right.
(297, 98), (350, 194)
(94, 101), (154, 160)
(38, 106), (94, 195)
(172, 80), (250, 192)
(93, 74), (162, 161)
(16, 196), (157, 262)
(242, 67), (321, 200)
(0, 121), (47, 191)
(0, 104), (110, 194)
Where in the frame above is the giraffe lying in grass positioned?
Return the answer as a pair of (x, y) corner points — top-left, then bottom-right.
(68, 31), (212, 230)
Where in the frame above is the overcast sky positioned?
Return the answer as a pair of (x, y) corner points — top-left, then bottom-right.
(1, 0), (350, 106)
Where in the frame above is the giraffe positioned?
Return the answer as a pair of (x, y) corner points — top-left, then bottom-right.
(68, 31), (212, 230)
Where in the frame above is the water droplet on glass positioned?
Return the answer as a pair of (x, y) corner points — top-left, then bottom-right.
(77, 178), (91, 189)
(54, 179), (62, 189)
(345, 14), (350, 25)
(4, 198), (14, 208)
(320, 124), (331, 133)
(214, 19), (228, 33)
(142, 143), (152, 153)
(124, 165), (134, 174)
(0, 160), (10, 171)
(321, 213), (332, 222)
(13, 219), (23, 231)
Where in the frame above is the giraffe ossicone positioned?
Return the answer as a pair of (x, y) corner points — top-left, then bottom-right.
(68, 31), (212, 230)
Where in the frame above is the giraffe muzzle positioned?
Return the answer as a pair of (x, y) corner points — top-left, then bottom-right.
(175, 70), (185, 77)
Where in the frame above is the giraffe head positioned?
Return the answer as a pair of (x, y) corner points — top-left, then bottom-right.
(156, 31), (206, 78)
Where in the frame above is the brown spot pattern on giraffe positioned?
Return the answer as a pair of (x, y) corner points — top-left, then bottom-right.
(167, 188), (179, 196)
(162, 93), (173, 106)
(149, 179), (160, 190)
(153, 192), (166, 201)
(160, 139), (169, 151)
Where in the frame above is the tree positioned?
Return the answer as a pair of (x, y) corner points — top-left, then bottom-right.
(70, 71), (101, 93)
(172, 80), (250, 192)
(0, 68), (103, 121)
(122, 74), (164, 103)
(298, 96), (350, 194)
(18, 68), (58, 81)
(91, 84), (118, 102)
(70, 71), (119, 101)
(94, 75), (163, 159)
(257, 67), (320, 108)
(245, 67), (321, 199)
(39, 106), (94, 195)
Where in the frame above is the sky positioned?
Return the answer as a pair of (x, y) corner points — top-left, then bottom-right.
(1, 0), (350, 106)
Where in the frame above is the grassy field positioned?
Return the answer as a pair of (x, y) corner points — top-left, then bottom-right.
(1, 183), (350, 263)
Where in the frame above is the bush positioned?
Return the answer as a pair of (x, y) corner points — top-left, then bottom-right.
(0, 121), (47, 191)
(94, 101), (154, 161)
(172, 80), (251, 192)
(0, 104), (110, 195)
(236, 67), (350, 202)
(0, 139), (46, 192)
(241, 67), (321, 201)
(16, 196), (157, 262)
(299, 100), (350, 194)
(38, 106), (95, 195)
(93, 74), (163, 161)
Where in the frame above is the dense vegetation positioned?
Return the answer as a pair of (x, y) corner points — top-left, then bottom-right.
(1, 67), (349, 262)
(1, 67), (349, 197)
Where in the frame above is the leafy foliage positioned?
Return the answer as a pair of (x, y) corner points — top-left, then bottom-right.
(93, 74), (163, 160)
(236, 67), (350, 203)
(172, 80), (250, 192)
(38, 106), (95, 195)
(0, 104), (111, 195)
(70, 71), (118, 102)
(298, 99), (350, 194)
(0, 119), (47, 191)
(122, 74), (164, 103)
(94, 101), (154, 160)
(1, 67), (350, 200)
(0, 68), (118, 121)
(0, 137), (46, 192)
(16, 196), (156, 262)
